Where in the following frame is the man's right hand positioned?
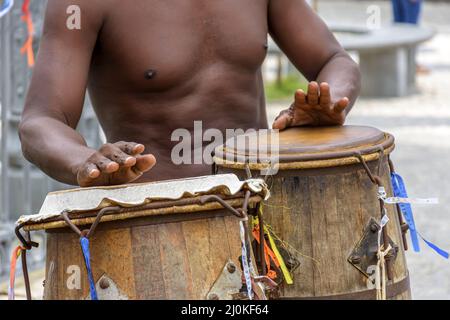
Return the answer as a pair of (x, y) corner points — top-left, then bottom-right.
(76, 141), (156, 187)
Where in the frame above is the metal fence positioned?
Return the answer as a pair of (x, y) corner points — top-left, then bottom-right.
(0, 0), (102, 281)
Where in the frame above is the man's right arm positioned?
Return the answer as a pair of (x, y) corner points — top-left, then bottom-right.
(19, 0), (155, 187)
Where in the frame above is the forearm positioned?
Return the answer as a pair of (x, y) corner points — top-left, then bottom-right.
(19, 116), (96, 185)
(316, 51), (361, 114)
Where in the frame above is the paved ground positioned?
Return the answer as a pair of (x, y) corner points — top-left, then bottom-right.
(0, 269), (44, 300)
(324, 0), (450, 300)
(2, 0), (449, 300)
(267, 1), (450, 300)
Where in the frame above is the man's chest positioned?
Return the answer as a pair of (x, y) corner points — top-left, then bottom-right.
(91, 0), (269, 91)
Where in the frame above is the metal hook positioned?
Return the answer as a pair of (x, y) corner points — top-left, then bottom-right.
(245, 161), (252, 180)
(14, 223), (39, 250)
(376, 147), (385, 177)
(200, 195), (244, 218)
(353, 152), (382, 186)
(61, 206), (121, 239)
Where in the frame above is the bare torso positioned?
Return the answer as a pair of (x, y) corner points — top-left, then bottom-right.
(88, 0), (269, 180)
(20, 0), (360, 187)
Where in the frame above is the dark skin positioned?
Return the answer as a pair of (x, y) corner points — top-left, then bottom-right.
(19, 0), (360, 187)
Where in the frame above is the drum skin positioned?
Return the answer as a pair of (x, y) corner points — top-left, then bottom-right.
(214, 126), (411, 300)
(43, 209), (242, 300)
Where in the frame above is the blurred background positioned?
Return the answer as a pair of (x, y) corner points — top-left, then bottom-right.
(1, 0), (449, 299)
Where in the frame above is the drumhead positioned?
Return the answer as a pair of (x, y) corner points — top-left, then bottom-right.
(17, 174), (266, 231)
(213, 125), (395, 170)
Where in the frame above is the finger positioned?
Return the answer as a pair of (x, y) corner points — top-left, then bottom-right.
(319, 82), (331, 108)
(272, 110), (293, 130)
(333, 97), (349, 113)
(100, 144), (137, 166)
(93, 154), (120, 173)
(115, 141), (145, 155)
(77, 162), (100, 187)
(133, 154), (157, 173)
(307, 82), (319, 105)
(294, 89), (306, 105)
(272, 115), (292, 130)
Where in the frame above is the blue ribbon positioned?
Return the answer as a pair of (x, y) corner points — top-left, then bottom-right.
(419, 234), (449, 259)
(0, 0), (14, 18)
(391, 172), (449, 259)
(391, 173), (420, 252)
(80, 237), (98, 300)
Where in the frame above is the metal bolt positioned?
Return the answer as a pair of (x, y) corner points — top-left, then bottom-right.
(350, 255), (361, 264)
(227, 263), (236, 274)
(208, 293), (219, 300)
(401, 223), (409, 232)
(99, 278), (110, 290)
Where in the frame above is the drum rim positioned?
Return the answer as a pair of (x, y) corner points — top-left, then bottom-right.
(213, 133), (395, 170)
(22, 194), (262, 232)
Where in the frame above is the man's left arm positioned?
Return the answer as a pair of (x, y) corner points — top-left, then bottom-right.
(268, 0), (361, 129)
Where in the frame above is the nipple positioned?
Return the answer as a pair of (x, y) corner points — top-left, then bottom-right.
(144, 69), (157, 80)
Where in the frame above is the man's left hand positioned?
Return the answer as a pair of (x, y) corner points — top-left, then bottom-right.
(272, 81), (349, 130)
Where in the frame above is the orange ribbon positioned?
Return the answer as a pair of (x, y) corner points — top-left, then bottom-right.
(9, 245), (26, 300)
(252, 225), (280, 280)
(20, 0), (35, 67)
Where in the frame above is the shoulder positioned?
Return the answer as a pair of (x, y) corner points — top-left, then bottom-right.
(44, 0), (109, 33)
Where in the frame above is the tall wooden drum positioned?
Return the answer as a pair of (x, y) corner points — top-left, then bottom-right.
(16, 175), (266, 300)
(213, 126), (411, 300)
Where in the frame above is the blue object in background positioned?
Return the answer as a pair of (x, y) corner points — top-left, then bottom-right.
(392, 0), (423, 24)
(0, 0), (14, 18)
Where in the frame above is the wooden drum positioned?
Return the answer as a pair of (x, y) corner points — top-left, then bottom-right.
(213, 126), (411, 300)
(16, 174), (265, 300)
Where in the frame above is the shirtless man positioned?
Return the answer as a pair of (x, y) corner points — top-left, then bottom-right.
(19, 0), (361, 187)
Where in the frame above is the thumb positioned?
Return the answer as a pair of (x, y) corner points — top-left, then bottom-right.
(272, 112), (292, 130)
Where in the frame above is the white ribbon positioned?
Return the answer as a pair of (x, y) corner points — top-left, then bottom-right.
(376, 244), (392, 300)
(375, 213), (391, 300)
(246, 178), (271, 201)
(383, 197), (439, 205)
(378, 186), (438, 205)
(239, 221), (253, 300)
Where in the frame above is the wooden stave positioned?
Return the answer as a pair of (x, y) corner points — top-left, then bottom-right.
(43, 206), (246, 300)
(216, 157), (411, 300)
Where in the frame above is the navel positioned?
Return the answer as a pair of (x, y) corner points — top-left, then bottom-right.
(144, 69), (157, 80)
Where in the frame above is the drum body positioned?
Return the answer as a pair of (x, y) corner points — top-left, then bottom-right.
(18, 175), (263, 300)
(43, 206), (242, 300)
(214, 126), (411, 300)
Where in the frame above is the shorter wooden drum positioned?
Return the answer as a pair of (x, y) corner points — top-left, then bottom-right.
(214, 126), (411, 300)
(16, 174), (265, 300)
